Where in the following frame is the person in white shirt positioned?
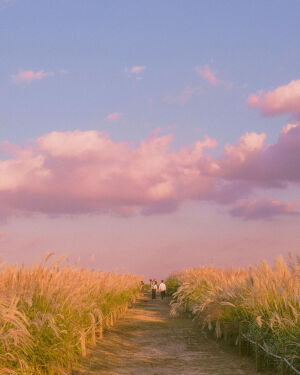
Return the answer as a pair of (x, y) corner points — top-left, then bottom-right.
(159, 280), (167, 300)
(150, 279), (157, 299)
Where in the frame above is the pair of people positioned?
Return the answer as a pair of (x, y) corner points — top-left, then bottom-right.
(150, 279), (167, 300)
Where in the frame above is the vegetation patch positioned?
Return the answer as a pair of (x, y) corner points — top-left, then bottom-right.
(168, 256), (300, 373)
(0, 254), (141, 374)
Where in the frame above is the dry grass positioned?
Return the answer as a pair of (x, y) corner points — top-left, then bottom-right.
(74, 296), (260, 375)
(168, 255), (300, 371)
(0, 253), (141, 374)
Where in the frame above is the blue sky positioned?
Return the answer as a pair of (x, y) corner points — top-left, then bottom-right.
(1, 0), (300, 147)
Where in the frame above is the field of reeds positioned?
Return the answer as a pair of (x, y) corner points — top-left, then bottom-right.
(168, 256), (300, 373)
(0, 254), (141, 375)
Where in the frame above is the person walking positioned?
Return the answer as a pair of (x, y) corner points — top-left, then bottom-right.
(159, 280), (167, 300)
(140, 281), (145, 293)
(151, 280), (157, 299)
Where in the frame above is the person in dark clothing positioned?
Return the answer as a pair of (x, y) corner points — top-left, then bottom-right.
(140, 281), (145, 292)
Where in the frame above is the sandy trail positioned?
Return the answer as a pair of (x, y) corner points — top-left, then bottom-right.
(73, 294), (261, 375)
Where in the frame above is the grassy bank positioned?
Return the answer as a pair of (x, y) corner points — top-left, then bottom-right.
(168, 256), (300, 373)
(0, 254), (141, 374)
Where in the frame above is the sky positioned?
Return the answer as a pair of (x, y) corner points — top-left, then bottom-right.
(0, 0), (300, 278)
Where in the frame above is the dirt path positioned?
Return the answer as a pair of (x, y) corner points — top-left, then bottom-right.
(73, 294), (261, 375)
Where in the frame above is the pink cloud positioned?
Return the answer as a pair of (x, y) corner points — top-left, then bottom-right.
(164, 86), (201, 105)
(129, 66), (146, 74)
(0, 130), (218, 216)
(196, 65), (217, 85)
(125, 66), (146, 80)
(0, 124), (300, 219)
(37, 130), (128, 159)
(247, 79), (300, 119)
(106, 112), (123, 122)
(281, 123), (299, 135)
(11, 70), (54, 84)
(230, 199), (299, 220)
(216, 123), (300, 186)
(195, 65), (232, 88)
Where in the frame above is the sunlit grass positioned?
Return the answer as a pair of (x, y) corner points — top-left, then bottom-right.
(168, 255), (300, 370)
(0, 253), (141, 374)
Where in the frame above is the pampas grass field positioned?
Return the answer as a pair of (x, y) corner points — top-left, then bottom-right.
(168, 256), (300, 372)
(0, 254), (141, 374)
(1, 252), (299, 374)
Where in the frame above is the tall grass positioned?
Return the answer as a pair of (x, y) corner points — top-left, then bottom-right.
(169, 256), (300, 371)
(0, 254), (141, 374)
